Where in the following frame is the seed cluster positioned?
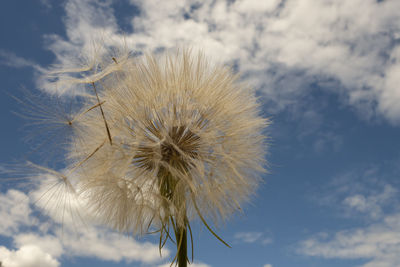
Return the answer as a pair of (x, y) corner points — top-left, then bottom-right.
(34, 49), (268, 265)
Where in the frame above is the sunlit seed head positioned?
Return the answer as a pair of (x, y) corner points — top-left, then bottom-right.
(31, 47), (269, 242)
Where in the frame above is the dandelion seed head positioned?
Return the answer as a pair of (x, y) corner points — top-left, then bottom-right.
(45, 48), (268, 236)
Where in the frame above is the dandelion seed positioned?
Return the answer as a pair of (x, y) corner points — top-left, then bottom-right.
(24, 48), (269, 267)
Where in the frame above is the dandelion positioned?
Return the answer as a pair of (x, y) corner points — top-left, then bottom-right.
(29, 48), (268, 266)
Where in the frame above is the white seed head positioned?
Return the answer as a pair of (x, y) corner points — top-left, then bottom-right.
(45, 48), (268, 236)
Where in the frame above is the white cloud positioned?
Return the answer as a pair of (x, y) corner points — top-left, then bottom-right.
(37, 0), (400, 125)
(0, 245), (60, 267)
(262, 238), (273, 245)
(299, 213), (400, 267)
(60, 227), (163, 263)
(0, 50), (43, 71)
(234, 231), (272, 245)
(234, 232), (263, 243)
(312, 166), (400, 221)
(299, 179), (400, 267)
(343, 184), (397, 219)
(0, 190), (35, 235)
(0, 184), (167, 266)
(234, 0), (280, 13)
(39, 0), (52, 10)
(13, 234), (63, 259)
(263, 264), (273, 267)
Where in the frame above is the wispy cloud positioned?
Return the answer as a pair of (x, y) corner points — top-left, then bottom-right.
(0, 183), (169, 265)
(299, 212), (400, 267)
(234, 231), (272, 245)
(0, 50), (43, 71)
(309, 163), (400, 221)
(39, 0), (52, 10)
(342, 184), (397, 219)
(37, 0), (400, 125)
(299, 166), (400, 267)
(234, 232), (263, 243)
(0, 245), (60, 267)
(0, 190), (36, 236)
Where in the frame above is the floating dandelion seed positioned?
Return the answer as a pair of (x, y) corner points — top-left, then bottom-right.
(28, 48), (269, 266)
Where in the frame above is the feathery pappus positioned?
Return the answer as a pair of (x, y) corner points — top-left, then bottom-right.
(25, 47), (269, 266)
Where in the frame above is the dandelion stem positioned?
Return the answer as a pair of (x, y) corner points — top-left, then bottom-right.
(176, 224), (188, 267)
(157, 163), (189, 266)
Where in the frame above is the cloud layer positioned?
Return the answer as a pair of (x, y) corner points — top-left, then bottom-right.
(0, 186), (168, 266)
(0, 245), (59, 267)
(299, 167), (400, 267)
(300, 213), (400, 267)
(38, 0), (400, 124)
(234, 231), (272, 245)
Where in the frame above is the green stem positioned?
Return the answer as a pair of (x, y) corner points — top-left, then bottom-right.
(176, 224), (187, 267)
(157, 167), (188, 266)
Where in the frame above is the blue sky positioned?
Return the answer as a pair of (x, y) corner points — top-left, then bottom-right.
(1, 0), (400, 267)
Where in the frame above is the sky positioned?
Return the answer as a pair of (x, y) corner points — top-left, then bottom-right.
(1, 0), (400, 267)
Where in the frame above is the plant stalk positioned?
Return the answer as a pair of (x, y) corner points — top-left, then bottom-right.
(176, 224), (187, 267)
